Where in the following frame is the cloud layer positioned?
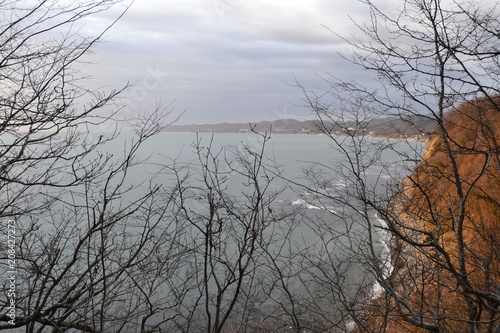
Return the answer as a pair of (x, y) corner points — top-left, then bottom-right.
(81, 0), (372, 124)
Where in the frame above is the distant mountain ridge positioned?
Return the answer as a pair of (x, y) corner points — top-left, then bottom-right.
(164, 115), (435, 139)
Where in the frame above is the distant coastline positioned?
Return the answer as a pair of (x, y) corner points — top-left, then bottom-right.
(164, 116), (435, 141)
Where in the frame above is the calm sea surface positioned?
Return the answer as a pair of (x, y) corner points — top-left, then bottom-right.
(134, 131), (425, 321)
(12, 131), (425, 331)
(129, 131), (425, 202)
(128, 131), (425, 262)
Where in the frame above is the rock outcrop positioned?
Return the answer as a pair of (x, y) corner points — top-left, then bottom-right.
(359, 96), (500, 332)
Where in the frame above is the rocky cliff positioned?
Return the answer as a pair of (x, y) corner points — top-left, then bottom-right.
(360, 96), (500, 332)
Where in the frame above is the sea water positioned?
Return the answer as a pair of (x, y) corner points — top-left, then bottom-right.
(6, 130), (425, 331)
(134, 132), (424, 299)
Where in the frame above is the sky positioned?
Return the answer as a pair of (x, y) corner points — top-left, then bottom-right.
(81, 0), (377, 125)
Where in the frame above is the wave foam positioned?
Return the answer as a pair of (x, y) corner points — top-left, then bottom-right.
(291, 199), (337, 214)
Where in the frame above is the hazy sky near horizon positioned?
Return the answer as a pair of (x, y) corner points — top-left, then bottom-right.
(83, 0), (379, 124)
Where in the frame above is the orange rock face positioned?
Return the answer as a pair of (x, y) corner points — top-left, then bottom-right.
(360, 96), (500, 332)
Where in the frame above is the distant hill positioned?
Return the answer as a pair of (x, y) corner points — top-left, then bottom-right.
(164, 115), (435, 139)
(164, 119), (317, 134)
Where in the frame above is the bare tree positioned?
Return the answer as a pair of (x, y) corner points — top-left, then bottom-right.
(0, 1), (182, 331)
(290, 0), (500, 332)
(3, 1), (499, 332)
(160, 130), (304, 333)
(0, 2), (308, 331)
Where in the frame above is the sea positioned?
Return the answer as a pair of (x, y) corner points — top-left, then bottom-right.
(6, 130), (426, 332)
(125, 131), (426, 323)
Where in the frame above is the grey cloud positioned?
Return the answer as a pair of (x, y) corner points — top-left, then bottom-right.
(80, 0), (369, 124)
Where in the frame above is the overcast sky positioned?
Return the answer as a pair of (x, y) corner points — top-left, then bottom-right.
(82, 0), (377, 124)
